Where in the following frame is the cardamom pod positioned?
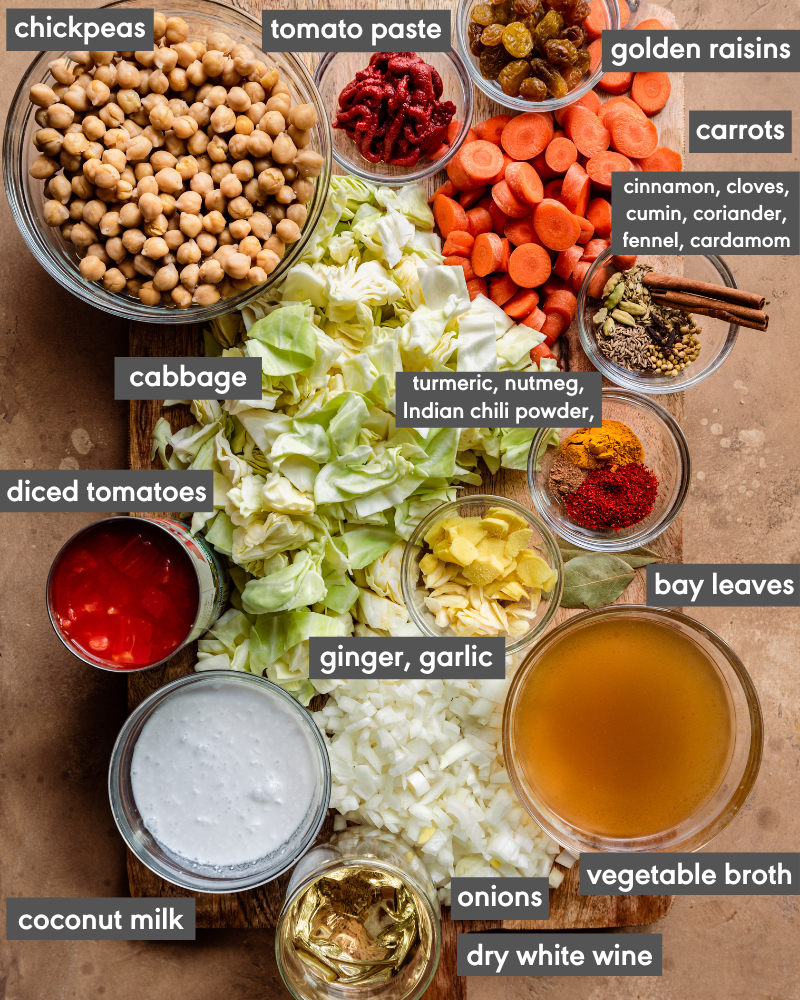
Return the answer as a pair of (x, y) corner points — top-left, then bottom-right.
(604, 283), (625, 309)
(602, 317), (616, 336)
(611, 309), (636, 326)
(618, 300), (647, 316)
(593, 307), (608, 325)
(601, 272), (622, 298)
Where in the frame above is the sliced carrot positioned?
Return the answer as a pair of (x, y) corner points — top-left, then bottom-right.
(580, 238), (610, 261)
(492, 179), (530, 219)
(504, 216), (537, 247)
(613, 254), (638, 269)
(531, 149), (558, 182)
(488, 272), (519, 306)
(638, 146), (683, 172)
(543, 288), (578, 326)
(530, 342), (559, 367)
(442, 230), (475, 256)
(553, 245), (585, 280)
(504, 288), (539, 319)
(585, 150), (634, 189)
(459, 186), (489, 211)
(576, 216), (595, 244)
(554, 90), (602, 128)
(563, 105), (611, 159)
(444, 255), (477, 282)
(446, 119), (477, 145)
(522, 307), (547, 331)
(610, 113), (658, 158)
(475, 114), (515, 145)
(596, 96), (643, 128)
(488, 200), (510, 235)
(635, 17), (668, 30)
(587, 263), (615, 298)
(587, 38), (603, 75)
(498, 237), (511, 272)
(427, 179), (457, 204)
(540, 312), (566, 348)
(534, 199), (581, 252)
(433, 195), (469, 238)
(489, 152), (514, 184)
(466, 277), (488, 301)
(501, 112), (554, 161)
(559, 163), (591, 218)
(447, 140), (506, 190)
(466, 206), (493, 237)
(508, 242), (552, 289)
(471, 232), (504, 277)
(544, 136), (578, 174)
(631, 72), (671, 116)
(542, 275), (571, 296)
(505, 161), (544, 206)
(571, 260), (591, 294)
(584, 0), (610, 41)
(543, 178), (563, 200)
(597, 71), (634, 96)
(586, 197), (612, 239)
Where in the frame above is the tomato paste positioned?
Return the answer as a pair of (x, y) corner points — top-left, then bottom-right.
(49, 519), (200, 670)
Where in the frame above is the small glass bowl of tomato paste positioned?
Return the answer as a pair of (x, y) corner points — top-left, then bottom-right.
(314, 49), (474, 184)
(47, 516), (228, 672)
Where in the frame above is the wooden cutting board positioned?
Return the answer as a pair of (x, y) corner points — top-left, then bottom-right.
(127, 1), (684, 994)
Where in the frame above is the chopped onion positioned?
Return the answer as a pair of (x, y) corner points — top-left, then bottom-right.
(555, 849), (578, 869)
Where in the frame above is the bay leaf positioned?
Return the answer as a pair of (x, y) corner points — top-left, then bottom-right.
(561, 554), (636, 609)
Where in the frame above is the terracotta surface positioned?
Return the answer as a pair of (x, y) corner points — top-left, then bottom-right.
(1, 0), (799, 997)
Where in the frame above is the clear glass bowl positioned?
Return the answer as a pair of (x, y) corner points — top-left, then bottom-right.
(400, 494), (563, 655)
(528, 388), (690, 552)
(456, 0), (620, 114)
(108, 671), (331, 892)
(503, 605), (763, 854)
(314, 49), (474, 185)
(4, 0), (331, 323)
(276, 826), (441, 1000)
(578, 250), (741, 393)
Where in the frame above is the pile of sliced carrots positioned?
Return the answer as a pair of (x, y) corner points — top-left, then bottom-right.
(428, 43), (681, 365)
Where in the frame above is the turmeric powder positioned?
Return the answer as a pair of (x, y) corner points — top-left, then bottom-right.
(561, 420), (644, 470)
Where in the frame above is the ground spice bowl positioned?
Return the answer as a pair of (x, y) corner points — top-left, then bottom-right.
(527, 389), (690, 552)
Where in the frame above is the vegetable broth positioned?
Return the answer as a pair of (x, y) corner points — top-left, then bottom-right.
(512, 618), (733, 839)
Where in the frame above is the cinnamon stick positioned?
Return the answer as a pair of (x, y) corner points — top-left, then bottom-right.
(643, 273), (765, 311)
(650, 290), (768, 325)
(650, 293), (768, 332)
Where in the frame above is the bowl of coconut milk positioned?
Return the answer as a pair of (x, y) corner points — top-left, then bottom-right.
(109, 671), (331, 892)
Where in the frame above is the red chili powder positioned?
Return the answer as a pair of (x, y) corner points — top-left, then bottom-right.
(564, 463), (659, 531)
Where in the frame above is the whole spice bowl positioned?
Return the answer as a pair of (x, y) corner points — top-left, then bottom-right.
(577, 250), (742, 394)
(456, 0), (620, 113)
(4, 0), (331, 322)
(314, 49), (474, 184)
(400, 495), (563, 654)
(275, 826), (441, 1000)
(503, 605), (763, 855)
(527, 389), (690, 552)
(109, 671), (331, 892)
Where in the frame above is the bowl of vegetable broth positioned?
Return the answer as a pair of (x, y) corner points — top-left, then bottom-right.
(503, 606), (762, 854)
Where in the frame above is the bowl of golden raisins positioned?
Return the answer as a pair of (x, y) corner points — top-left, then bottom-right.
(457, 0), (621, 111)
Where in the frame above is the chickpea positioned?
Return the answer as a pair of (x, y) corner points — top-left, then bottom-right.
(70, 221), (97, 247)
(34, 107), (49, 127)
(48, 57), (76, 86)
(72, 175), (94, 199)
(210, 105), (236, 134)
(105, 236), (126, 261)
(222, 86), (248, 113)
(169, 283), (192, 307)
(163, 16), (188, 43)
(220, 60), (242, 89)
(87, 80), (111, 108)
(174, 189), (201, 214)
(264, 235), (286, 258)
(238, 234), (261, 260)
(103, 267), (127, 293)
(248, 266), (268, 285)
(266, 94), (291, 118)
(291, 177), (314, 205)
(152, 262), (178, 290)
(257, 167), (283, 195)
(276, 218), (301, 244)
(266, 203), (285, 226)
(141, 236), (169, 259)
(99, 211), (121, 237)
(144, 213), (168, 237)
(271, 82), (290, 99)
(235, 115), (254, 135)
(64, 86), (91, 112)
(247, 130), (273, 158)
(252, 156), (274, 175)
(60, 220), (75, 242)
(127, 276), (144, 296)
(30, 84), (59, 110)
(85, 242), (111, 265)
(260, 111), (285, 137)
(141, 124), (165, 149)
(228, 134), (250, 160)
(149, 103), (174, 131)
(99, 103), (125, 128)
(117, 61), (142, 88)
(134, 253), (157, 277)
(193, 283), (220, 306)
(187, 130), (210, 156)
(175, 239), (200, 265)
(275, 184), (295, 206)
(243, 82), (265, 105)
(119, 202), (143, 228)
(247, 101), (267, 125)
(138, 280), (161, 305)
(189, 101), (211, 127)
(294, 149), (324, 178)
(228, 195), (253, 220)
(202, 50), (226, 78)
(169, 68), (188, 92)
(180, 262), (200, 288)
(43, 200), (70, 226)
(155, 167), (183, 193)
(137, 193), (161, 222)
(60, 151), (82, 172)
(148, 69), (169, 95)
(232, 159), (254, 183)
(61, 131), (87, 157)
(199, 258), (224, 283)
(125, 134), (152, 162)
(48, 175), (73, 204)
(217, 228), (234, 247)
(271, 133), (296, 165)
(28, 153), (59, 179)
(186, 60), (207, 87)
(122, 228), (146, 253)
(202, 210), (226, 234)
(196, 153), (213, 173)
(249, 212), (272, 240)
(164, 228), (185, 252)
(104, 127), (130, 151)
(205, 189), (227, 214)
(138, 175), (160, 196)
(256, 247), (280, 274)
(243, 178), (263, 204)
(46, 103), (74, 129)
(153, 11), (167, 38)
(79, 255), (106, 281)
(260, 67), (279, 93)
(216, 173), (241, 199)
(207, 135), (228, 162)
(103, 148), (127, 172)
(154, 47), (179, 73)
(190, 172), (214, 196)
(288, 103), (317, 131)
(194, 230), (216, 255)
(287, 125), (313, 150)
(286, 203), (308, 227)
(179, 212), (204, 238)
(218, 252), (247, 279)
(281, 164), (298, 182)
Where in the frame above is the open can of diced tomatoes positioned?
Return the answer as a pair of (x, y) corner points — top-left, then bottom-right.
(46, 515), (229, 673)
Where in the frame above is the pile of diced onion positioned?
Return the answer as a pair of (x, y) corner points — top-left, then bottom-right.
(312, 675), (577, 903)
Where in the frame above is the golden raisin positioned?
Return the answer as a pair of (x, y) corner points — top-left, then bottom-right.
(499, 59), (532, 96)
(502, 21), (534, 58)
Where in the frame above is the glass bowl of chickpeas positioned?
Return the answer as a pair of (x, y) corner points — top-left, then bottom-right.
(456, 0), (620, 112)
(4, 0), (331, 322)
